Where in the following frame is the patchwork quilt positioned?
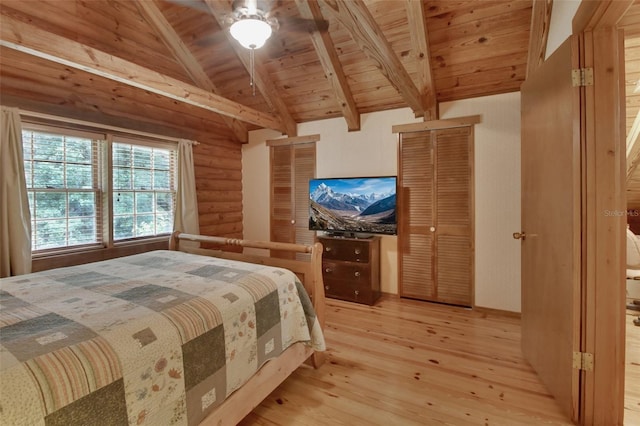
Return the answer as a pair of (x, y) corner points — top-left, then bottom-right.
(0, 250), (325, 426)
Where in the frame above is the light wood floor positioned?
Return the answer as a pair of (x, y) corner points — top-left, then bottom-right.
(240, 296), (571, 425)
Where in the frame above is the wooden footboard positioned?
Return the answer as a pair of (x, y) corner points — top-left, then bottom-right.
(169, 232), (326, 426)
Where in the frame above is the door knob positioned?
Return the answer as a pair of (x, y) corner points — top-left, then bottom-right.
(513, 232), (526, 240)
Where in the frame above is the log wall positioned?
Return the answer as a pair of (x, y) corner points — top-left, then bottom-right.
(1, 51), (245, 270)
(193, 139), (244, 239)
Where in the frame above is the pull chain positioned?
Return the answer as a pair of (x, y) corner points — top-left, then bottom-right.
(250, 47), (256, 96)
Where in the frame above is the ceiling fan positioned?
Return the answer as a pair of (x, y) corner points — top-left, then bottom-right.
(167, 0), (329, 94)
(226, 0), (279, 49)
(168, 0), (329, 48)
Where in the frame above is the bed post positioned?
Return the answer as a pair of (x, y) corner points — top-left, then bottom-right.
(169, 230), (181, 251)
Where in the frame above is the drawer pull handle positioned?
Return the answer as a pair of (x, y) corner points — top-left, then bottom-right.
(325, 247), (332, 252)
(354, 290), (359, 296)
(325, 268), (332, 273)
(354, 271), (360, 277)
(325, 285), (329, 290)
(354, 248), (361, 255)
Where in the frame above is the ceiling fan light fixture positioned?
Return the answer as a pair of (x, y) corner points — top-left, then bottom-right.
(229, 18), (272, 49)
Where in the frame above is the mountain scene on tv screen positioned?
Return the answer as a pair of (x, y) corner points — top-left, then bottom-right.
(309, 179), (396, 234)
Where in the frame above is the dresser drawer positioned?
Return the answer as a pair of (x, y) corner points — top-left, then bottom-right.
(323, 278), (374, 304)
(320, 239), (370, 262)
(322, 261), (370, 283)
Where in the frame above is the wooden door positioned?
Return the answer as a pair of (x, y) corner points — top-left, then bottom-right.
(399, 131), (435, 299)
(434, 128), (474, 305)
(269, 142), (316, 259)
(292, 143), (316, 260)
(270, 144), (295, 259)
(519, 36), (581, 422)
(399, 127), (473, 306)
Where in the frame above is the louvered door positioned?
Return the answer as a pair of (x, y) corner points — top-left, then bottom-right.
(292, 144), (316, 260)
(399, 132), (435, 299)
(269, 142), (316, 260)
(399, 127), (473, 306)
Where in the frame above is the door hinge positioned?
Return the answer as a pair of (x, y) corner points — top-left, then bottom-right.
(572, 68), (594, 87)
(572, 351), (594, 371)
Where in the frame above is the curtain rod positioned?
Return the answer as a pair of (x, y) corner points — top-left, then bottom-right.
(19, 109), (199, 145)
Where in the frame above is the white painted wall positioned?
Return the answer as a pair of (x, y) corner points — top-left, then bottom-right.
(546, 0), (581, 59)
(243, 92), (522, 312)
(242, 127), (281, 247)
(440, 92), (522, 312)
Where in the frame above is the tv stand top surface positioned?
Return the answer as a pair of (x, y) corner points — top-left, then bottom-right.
(322, 232), (375, 240)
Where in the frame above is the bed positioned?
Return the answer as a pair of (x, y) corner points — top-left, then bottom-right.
(0, 232), (326, 426)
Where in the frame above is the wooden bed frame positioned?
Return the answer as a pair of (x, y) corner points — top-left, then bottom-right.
(169, 232), (326, 426)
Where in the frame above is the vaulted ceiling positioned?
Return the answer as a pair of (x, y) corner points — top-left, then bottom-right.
(0, 0), (541, 144)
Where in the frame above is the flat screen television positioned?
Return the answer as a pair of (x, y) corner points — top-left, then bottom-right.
(309, 176), (397, 236)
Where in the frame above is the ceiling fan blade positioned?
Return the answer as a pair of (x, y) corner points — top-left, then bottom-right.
(281, 16), (329, 33)
(163, 0), (211, 14)
(194, 30), (229, 48)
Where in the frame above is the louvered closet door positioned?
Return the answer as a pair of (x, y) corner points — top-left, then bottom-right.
(434, 127), (473, 306)
(292, 144), (316, 260)
(399, 132), (435, 299)
(399, 127), (473, 306)
(270, 145), (294, 259)
(270, 143), (316, 260)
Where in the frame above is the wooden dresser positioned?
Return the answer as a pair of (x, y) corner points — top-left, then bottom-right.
(317, 235), (381, 305)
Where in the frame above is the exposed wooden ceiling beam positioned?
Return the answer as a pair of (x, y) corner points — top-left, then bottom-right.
(295, 0), (360, 131)
(203, 0), (298, 137)
(0, 12), (285, 133)
(405, 0), (437, 120)
(319, 0), (426, 118)
(526, 0), (553, 79)
(136, 0), (248, 142)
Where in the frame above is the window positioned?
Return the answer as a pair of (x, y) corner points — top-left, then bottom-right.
(22, 127), (177, 253)
(22, 129), (101, 251)
(112, 142), (176, 240)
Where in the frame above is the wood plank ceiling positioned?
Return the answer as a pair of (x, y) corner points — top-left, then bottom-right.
(0, 0), (535, 144)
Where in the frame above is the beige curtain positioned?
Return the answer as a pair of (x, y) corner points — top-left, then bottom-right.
(0, 107), (32, 277)
(173, 139), (200, 237)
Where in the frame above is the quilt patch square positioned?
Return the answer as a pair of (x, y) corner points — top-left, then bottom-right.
(0, 313), (98, 362)
(185, 368), (226, 424)
(255, 291), (280, 338)
(44, 378), (127, 426)
(187, 265), (250, 282)
(182, 324), (226, 390)
(122, 255), (183, 270)
(257, 325), (283, 366)
(113, 284), (194, 312)
(55, 271), (120, 289)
